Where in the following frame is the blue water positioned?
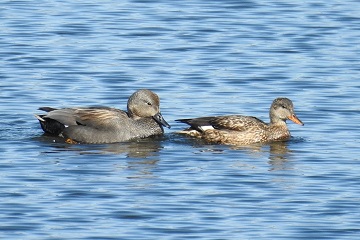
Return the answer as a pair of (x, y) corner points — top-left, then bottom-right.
(1, 0), (360, 239)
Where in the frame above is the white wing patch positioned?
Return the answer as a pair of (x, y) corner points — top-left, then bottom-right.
(199, 125), (214, 131)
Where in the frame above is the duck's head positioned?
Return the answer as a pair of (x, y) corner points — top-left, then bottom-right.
(270, 98), (304, 126)
(127, 89), (171, 128)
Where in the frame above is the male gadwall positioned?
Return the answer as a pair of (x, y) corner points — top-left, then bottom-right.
(176, 98), (303, 145)
(35, 89), (170, 144)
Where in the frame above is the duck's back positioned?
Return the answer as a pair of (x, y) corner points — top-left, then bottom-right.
(203, 115), (270, 144)
(208, 115), (267, 131)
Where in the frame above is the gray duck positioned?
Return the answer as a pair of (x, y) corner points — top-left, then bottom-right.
(35, 89), (170, 144)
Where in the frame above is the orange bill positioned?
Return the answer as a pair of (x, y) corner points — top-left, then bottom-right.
(288, 114), (304, 126)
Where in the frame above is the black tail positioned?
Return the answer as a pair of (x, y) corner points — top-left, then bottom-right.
(36, 115), (65, 136)
(38, 107), (58, 112)
(175, 117), (214, 132)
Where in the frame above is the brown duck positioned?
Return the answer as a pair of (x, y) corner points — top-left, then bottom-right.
(35, 89), (170, 144)
(176, 98), (303, 145)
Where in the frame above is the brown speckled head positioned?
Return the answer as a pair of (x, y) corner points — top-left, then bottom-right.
(270, 98), (303, 125)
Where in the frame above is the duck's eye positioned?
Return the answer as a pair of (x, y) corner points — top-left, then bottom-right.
(147, 102), (152, 106)
(281, 105), (286, 109)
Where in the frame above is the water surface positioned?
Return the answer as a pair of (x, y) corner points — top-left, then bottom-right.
(1, 0), (360, 239)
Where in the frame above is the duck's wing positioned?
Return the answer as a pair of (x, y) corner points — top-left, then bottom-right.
(177, 115), (266, 132)
(210, 115), (267, 132)
(72, 107), (129, 128)
(39, 107), (78, 126)
(40, 107), (128, 128)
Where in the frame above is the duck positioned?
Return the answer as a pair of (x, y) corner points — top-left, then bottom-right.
(176, 98), (303, 145)
(35, 89), (170, 144)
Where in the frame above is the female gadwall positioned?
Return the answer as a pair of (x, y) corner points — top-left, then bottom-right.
(35, 89), (170, 144)
(176, 98), (303, 145)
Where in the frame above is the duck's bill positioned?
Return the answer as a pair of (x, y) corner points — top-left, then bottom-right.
(288, 114), (304, 126)
(153, 112), (171, 129)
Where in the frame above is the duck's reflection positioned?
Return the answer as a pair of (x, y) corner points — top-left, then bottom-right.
(101, 139), (163, 158)
(196, 139), (294, 171)
(236, 141), (292, 168)
(35, 134), (164, 158)
(35, 134), (164, 181)
(267, 141), (293, 171)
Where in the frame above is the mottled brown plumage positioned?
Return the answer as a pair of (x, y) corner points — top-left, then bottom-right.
(176, 98), (303, 145)
(35, 89), (170, 144)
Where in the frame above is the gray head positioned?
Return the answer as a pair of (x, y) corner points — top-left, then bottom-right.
(127, 89), (170, 128)
(270, 98), (304, 125)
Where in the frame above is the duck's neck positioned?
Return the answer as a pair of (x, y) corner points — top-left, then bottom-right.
(268, 119), (291, 141)
(136, 117), (164, 135)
